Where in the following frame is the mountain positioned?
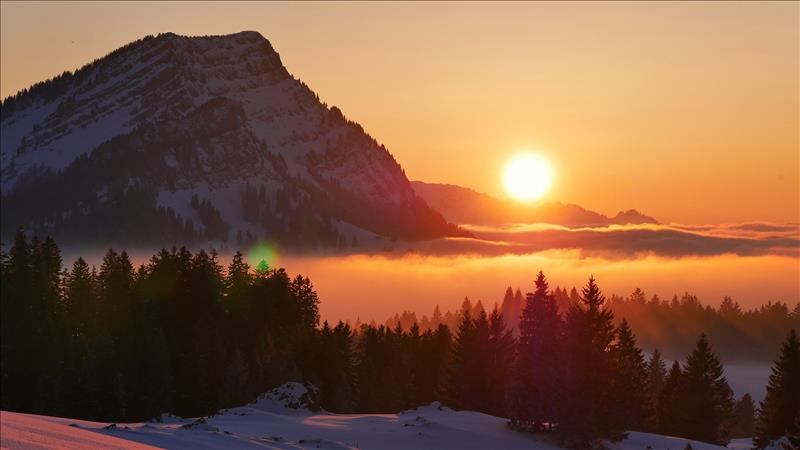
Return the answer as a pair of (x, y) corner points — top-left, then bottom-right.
(411, 181), (658, 227)
(0, 31), (462, 249)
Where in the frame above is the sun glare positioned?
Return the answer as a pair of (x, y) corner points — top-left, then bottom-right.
(503, 153), (554, 203)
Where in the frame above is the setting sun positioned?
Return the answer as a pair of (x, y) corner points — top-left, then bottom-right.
(503, 153), (554, 203)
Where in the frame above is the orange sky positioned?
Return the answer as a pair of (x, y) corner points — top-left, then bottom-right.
(1, 1), (798, 224)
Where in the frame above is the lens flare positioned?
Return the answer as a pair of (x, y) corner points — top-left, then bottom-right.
(247, 241), (277, 271)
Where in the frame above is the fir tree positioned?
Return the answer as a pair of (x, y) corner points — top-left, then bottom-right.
(511, 271), (561, 431)
(307, 321), (356, 412)
(487, 307), (515, 417)
(657, 361), (684, 436)
(2, 231), (34, 412)
(63, 257), (101, 418)
(607, 319), (649, 432)
(560, 275), (617, 445)
(225, 251), (252, 314)
(754, 329), (800, 449)
(731, 393), (755, 438)
(500, 287), (519, 332)
(676, 333), (735, 445)
(414, 323), (451, 405)
(445, 310), (490, 413)
(645, 348), (667, 430)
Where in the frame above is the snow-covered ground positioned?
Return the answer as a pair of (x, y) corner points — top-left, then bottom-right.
(0, 383), (755, 450)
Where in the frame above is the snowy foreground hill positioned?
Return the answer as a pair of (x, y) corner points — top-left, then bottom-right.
(0, 383), (755, 450)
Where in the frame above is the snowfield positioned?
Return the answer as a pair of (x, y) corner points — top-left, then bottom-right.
(0, 383), (754, 450)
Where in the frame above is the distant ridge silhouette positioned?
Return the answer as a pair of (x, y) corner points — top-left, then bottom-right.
(411, 181), (658, 227)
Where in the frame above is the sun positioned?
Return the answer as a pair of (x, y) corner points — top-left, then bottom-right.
(503, 153), (554, 203)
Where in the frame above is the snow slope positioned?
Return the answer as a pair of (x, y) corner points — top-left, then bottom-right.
(0, 384), (747, 450)
(0, 411), (158, 450)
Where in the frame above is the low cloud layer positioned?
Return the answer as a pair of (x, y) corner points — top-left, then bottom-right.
(407, 222), (800, 258)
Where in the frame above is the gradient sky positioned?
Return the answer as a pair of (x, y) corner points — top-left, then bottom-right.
(2, 1), (798, 224)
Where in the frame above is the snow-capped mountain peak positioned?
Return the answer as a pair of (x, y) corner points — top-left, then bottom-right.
(1, 32), (461, 248)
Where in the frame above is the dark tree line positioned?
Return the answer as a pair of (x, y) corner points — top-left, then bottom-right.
(488, 285), (799, 363)
(382, 286), (798, 365)
(1, 234), (797, 449)
(1, 232), (320, 420)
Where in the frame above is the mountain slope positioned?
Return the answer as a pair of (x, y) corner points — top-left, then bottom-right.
(412, 181), (658, 227)
(1, 32), (461, 248)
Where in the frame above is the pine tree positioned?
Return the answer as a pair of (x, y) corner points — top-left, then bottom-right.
(95, 249), (136, 419)
(470, 310), (491, 412)
(607, 319), (649, 432)
(657, 361), (684, 436)
(1, 231), (33, 412)
(754, 329), (800, 449)
(500, 287), (519, 332)
(676, 333), (735, 445)
(225, 251), (252, 314)
(560, 275), (617, 445)
(415, 323), (451, 405)
(731, 393), (755, 438)
(307, 321), (356, 412)
(487, 307), (515, 417)
(445, 310), (490, 412)
(63, 257), (101, 418)
(511, 271), (561, 431)
(645, 348), (667, 430)
(354, 325), (387, 411)
(387, 322), (416, 410)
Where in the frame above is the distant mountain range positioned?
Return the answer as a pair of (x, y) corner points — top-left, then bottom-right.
(411, 181), (657, 227)
(0, 32), (462, 249)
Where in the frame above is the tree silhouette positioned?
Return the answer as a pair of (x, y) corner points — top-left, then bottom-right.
(645, 348), (667, 430)
(607, 319), (649, 432)
(560, 275), (617, 445)
(675, 334), (735, 445)
(731, 393), (755, 438)
(510, 270), (561, 431)
(657, 361), (684, 436)
(753, 329), (800, 449)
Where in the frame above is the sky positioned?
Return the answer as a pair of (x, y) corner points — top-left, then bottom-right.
(1, 1), (798, 224)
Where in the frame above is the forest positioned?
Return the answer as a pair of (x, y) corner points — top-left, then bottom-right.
(379, 286), (800, 363)
(1, 233), (797, 448)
